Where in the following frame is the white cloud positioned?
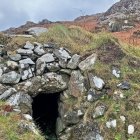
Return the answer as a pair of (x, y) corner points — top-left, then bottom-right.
(0, 0), (119, 30)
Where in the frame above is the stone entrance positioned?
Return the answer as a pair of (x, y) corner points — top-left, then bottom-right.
(32, 93), (60, 140)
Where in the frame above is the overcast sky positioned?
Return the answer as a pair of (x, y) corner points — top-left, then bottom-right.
(0, 0), (119, 30)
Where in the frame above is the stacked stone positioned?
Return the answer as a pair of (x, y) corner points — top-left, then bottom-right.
(0, 41), (131, 139)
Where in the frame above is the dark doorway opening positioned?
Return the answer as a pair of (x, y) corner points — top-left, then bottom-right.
(32, 93), (60, 140)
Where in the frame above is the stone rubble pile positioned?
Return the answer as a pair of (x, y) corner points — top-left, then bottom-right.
(0, 41), (132, 139)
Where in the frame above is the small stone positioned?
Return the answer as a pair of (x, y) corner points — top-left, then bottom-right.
(64, 111), (79, 125)
(120, 93), (124, 98)
(0, 71), (21, 84)
(36, 53), (55, 75)
(128, 125), (134, 134)
(87, 88), (102, 102)
(21, 68), (33, 80)
(69, 70), (86, 97)
(59, 58), (67, 68)
(120, 116), (125, 123)
(87, 94), (93, 102)
(37, 53), (55, 63)
(54, 48), (71, 60)
(9, 53), (21, 61)
(23, 41), (34, 50)
(25, 81), (32, 87)
(46, 62), (60, 72)
(93, 105), (106, 118)
(19, 58), (35, 65)
(117, 81), (131, 90)
(0, 88), (17, 100)
(34, 45), (45, 56)
(23, 114), (33, 121)
(106, 119), (117, 128)
(67, 54), (80, 69)
(78, 53), (97, 71)
(77, 110), (84, 117)
(17, 49), (33, 56)
(7, 61), (18, 70)
(112, 68), (121, 78)
(89, 75), (105, 90)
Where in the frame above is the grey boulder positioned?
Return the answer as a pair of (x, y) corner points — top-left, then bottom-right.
(69, 70), (86, 97)
(27, 27), (48, 36)
(8, 53), (21, 61)
(34, 45), (45, 56)
(54, 48), (71, 60)
(17, 49), (33, 56)
(19, 58), (35, 65)
(67, 54), (80, 69)
(23, 41), (34, 50)
(78, 53), (97, 71)
(0, 71), (21, 84)
(36, 53), (55, 75)
(0, 88), (17, 100)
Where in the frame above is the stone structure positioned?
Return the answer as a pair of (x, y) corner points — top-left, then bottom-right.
(0, 41), (131, 140)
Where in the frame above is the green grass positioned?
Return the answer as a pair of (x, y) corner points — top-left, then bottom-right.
(37, 26), (119, 54)
(120, 42), (140, 58)
(0, 102), (44, 140)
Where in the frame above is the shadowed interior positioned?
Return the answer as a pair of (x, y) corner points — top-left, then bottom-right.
(32, 93), (60, 140)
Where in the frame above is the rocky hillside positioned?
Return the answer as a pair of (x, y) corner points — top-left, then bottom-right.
(105, 0), (140, 16)
(0, 25), (140, 140)
(100, 0), (140, 25)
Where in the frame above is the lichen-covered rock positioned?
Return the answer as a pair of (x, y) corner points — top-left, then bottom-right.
(54, 48), (71, 60)
(6, 61), (18, 70)
(42, 72), (68, 93)
(93, 105), (106, 118)
(26, 73), (68, 95)
(71, 122), (103, 140)
(89, 74), (105, 90)
(64, 111), (80, 126)
(7, 92), (32, 114)
(0, 88), (17, 100)
(67, 54), (80, 69)
(17, 49), (33, 55)
(23, 41), (34, 50)
(46, 62), (60, 72)
(59, 58), (67, 68)
(36, 53), (55, 75)
(78, 53), (97, 71)
(8, 53), (21, 61)
(36, 59), (46, 76)
(34, 45), (45, 56)
(20, 67), (33, 80)
(0, 71), (21, 84)
(69, 70), (86, 97)
(19, 58), (35, 65)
